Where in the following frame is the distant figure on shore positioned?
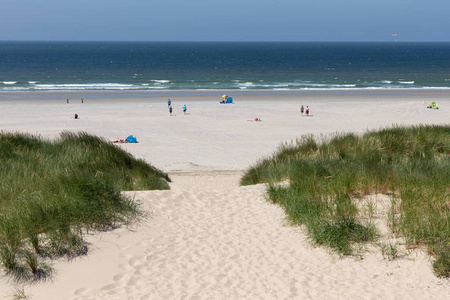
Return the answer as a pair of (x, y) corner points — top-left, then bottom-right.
(67, 99), (69, 104)
(81, 99), (84, 103)
(426, 101), (439, 109)
(74, 114), (78, 119)
(169, 105), (173, 116)
(168, 99), (171, 107)
(113, 135), (138, 143)
(306, 106), (309, 116)
(300, 105), (304, 116)
(247, 118), (261, 122)
(113, 138), (127, 143)
(183, 104), (187, 114)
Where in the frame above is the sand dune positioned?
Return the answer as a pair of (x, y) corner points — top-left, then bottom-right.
(0, 90), (449, 299)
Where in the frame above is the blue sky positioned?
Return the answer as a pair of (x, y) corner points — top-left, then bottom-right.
(1, 0), (449, 42)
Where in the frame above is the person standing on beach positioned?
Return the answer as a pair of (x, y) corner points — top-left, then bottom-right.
(168, 99), (171, 107)
(300, 105), (304, 116)
(306, 106), (309, 116)
(169, 105), (173, 116)
(183, 104), (187, 115)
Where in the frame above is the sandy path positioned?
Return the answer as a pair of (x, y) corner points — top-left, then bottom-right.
(4, 172), (443, 300)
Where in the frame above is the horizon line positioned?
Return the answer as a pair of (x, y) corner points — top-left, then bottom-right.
(1, 40), (450, 43)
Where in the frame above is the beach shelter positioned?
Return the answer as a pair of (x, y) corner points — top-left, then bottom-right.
(226, 96), (233, 103)
(126, 135), (137, 143)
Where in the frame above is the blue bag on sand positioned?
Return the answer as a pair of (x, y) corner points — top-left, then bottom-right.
(126, 135), (137, 143)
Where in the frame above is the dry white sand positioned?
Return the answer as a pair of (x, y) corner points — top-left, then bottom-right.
(0, 90), (449, 299)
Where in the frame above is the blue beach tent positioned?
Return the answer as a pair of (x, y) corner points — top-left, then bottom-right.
(226, 97), (233, 103)
(126, 135), (138, 143)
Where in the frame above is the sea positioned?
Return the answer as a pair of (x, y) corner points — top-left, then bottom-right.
(1, 41), (450, 92)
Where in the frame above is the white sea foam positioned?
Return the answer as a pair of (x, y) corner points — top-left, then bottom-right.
(34, 83), (137, 90)
(151, 80), (170, 83)
(422, 86), (450, 89)
(332, 84), (357, 87)
(2, 81), (17, 84)
(300, 83), (356, 88)
(298, 84), (356, 88)
(236, 82), (256, 89)
(297, 83), (329, 87)
(1, 81), (448, 92)
(256, 83), (290, 88)
(3, 86), (25, 91)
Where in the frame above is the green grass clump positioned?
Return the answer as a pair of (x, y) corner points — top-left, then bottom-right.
(0, 131), (170, 281)
(241, 125), (450, 277)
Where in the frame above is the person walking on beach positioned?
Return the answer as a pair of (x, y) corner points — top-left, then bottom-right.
(306, 106), (309, 116)
(300, 105), (304, 116)
(169, 105), (173, 116)
(168, 99), (171, 107)
(183, 104), (187, 115)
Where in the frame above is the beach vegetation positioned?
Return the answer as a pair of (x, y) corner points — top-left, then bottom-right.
(241, 124), (450, 277)
(0, 131), (170, 281)
(379, 242), (402, 261)
(12, 287), (30, 300)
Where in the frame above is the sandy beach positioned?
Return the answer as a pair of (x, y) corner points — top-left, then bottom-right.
(0, 90), (449, 299)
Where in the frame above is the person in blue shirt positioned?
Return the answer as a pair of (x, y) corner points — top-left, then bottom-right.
(183, 104), (187, 114)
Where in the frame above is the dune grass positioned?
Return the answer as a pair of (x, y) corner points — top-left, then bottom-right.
(0, 131), (170, 281)
(241, 125), (450, 277)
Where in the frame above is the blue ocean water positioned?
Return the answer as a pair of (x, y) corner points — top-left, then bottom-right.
(1, 42), (450, 91)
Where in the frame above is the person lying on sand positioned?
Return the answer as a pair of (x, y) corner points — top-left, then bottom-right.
(112, 138), (128, 143)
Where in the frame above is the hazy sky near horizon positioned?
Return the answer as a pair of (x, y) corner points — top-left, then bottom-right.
(1, 0), (449, 42)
